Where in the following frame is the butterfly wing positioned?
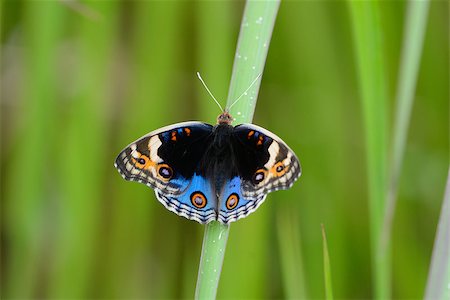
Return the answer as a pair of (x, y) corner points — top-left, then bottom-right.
(114, 122), (217, 224)
(218, 124), (301, 224)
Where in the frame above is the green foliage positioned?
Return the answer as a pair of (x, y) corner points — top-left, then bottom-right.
(348, 2), (389, 298)
(195, 221), (230, 299)
(1, 1), (448, 299)
(424, 169), (450, 300)
(322, 224), (333, 300)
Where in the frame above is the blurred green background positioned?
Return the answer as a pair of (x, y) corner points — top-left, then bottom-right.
(1, 1), (448, 299)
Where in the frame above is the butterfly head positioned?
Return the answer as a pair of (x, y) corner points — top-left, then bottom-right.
(217, 111), (233, 125)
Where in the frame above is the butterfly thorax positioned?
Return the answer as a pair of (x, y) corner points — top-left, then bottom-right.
(201, 123), (236, 193)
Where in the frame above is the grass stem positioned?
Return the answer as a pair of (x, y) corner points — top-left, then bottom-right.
(348, 2), (389, 298)
(194, 1), (280, 298)
(424, 167), (450, 300)
(381, 0), (430, 252)
(321, 224), (334, 300)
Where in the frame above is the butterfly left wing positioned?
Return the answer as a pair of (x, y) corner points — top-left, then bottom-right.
(114, 122), (218, 224)
(218, 124), (301, 224)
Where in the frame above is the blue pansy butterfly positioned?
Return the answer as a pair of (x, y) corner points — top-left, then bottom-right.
(114, 111), (301, 224)
(114, 75), (301, 224)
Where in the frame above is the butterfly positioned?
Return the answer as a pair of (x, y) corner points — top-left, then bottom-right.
(114, 110), (301, 225)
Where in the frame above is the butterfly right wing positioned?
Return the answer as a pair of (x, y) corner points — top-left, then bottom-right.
(217, 124), (301, 224)
(114, 122), (217, 224)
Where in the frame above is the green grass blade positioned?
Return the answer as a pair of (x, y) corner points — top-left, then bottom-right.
(424, 167), (450, 300)
(348, 2), (389, 299)
(321, 224), (334, 300)
(381, 0), (430, 252)
(226, 0), (280, 121)
(195, 222), (230, 299)
(195, 1), (280, 299)
(277, 207), (307, 299)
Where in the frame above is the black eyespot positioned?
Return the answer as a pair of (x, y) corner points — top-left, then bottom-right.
(138, 158), (146, 165)
(253, 169), (266, 184)
(159, 168), (171, 178)
(157, 164), (173, 179)
(273, 162), (287, 175)
(276, 165), (284, 172)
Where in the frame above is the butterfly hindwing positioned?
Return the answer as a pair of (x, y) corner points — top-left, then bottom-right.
(114, 122), (217, 223)
(218, 176), (267, 224)
(155, 173), (217, 224)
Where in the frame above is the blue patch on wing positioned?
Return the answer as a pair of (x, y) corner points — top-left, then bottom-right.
(218, 176), (267, 224)
(154, 173), (217, 224)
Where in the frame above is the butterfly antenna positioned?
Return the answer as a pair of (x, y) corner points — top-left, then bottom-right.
(228, 73), (262, 110)
(197, 72), (224, 112)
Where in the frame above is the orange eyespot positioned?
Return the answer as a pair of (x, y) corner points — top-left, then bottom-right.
(184, 128), (191, 136)
(247, 130), (255, 139)
(157, 164), (173, 180)
(272, 162), (287, 176)
(253, 169), (267, 184)
(226, 193), (239, 210)
(191, 192), (207, 208)
(132, 153), (151, 169)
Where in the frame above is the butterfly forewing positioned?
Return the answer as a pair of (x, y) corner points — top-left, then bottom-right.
(233, 124), (301, 195)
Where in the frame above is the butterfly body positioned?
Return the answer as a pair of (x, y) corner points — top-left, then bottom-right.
(115, 112), (301, 224)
